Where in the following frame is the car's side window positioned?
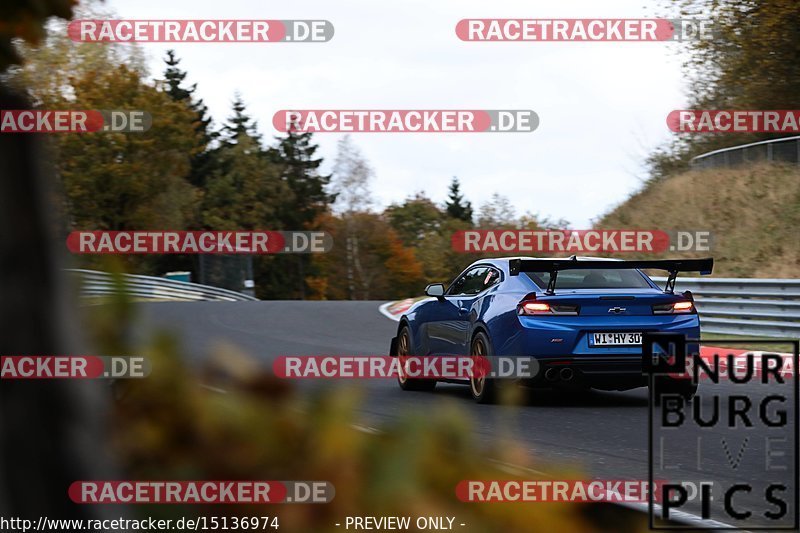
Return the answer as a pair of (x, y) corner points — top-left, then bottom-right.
(447, 266), (492, 296)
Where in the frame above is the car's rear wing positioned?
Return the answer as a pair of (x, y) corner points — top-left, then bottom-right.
(508, 257), (714, 295)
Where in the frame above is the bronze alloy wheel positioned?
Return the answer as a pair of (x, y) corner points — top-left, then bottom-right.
(469, 331), (497, 403)
(469, 336), (486, 398)
(397, 328), (410, 384)
(396, 326), (436, 392)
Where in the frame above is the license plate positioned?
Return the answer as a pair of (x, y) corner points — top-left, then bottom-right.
(591, 332), (642, 346)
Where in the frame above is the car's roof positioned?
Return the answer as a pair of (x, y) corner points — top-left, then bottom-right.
(469, 256), (623, 271)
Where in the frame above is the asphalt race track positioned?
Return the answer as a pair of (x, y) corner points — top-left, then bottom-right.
(134, 300), (797, 528)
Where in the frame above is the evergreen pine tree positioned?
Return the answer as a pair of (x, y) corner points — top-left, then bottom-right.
(264, 129), (336, 298)
(270, 129), (334, 228)
(445, 177), (473, 223)
(201, 96), (286, 293)
(162, 50), (217, 189)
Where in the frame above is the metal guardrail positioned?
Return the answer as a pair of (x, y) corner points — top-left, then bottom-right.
(651, 276), (800, 338)
(69, 269), (258, 302)
(71, 269), (798, 336)
(690, 135), (800, 169)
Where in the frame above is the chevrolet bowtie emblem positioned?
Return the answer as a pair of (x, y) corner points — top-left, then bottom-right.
(607, 307), (627, 314)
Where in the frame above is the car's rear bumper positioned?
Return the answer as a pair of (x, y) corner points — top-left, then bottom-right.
(535, 354), (644, 387)
(505, 313), (701, 358)
(528, 352), (696, 391)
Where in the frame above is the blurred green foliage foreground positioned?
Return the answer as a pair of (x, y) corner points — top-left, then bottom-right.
(0, 0), (76, 69)
(88, 291), (647, 532)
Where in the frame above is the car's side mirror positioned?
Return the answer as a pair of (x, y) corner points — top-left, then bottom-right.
(425, 283), (446, 298)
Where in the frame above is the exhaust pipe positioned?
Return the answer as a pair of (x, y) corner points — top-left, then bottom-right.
(544, 367), (558, 382)
(559, 367), (574, 381)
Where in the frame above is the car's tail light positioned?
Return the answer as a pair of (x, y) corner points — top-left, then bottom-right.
(652, 300), (695, 314)
(520, 302), (551, 314)
(518, 299), (579, 316)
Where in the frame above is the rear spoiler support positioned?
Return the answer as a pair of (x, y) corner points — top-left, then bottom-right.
(508, 258), (714, 295)
(546, 271), (558, 295)
(665, 269), (679, 294)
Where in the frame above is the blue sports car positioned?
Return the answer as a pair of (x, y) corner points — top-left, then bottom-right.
(390, 256), (713, 403)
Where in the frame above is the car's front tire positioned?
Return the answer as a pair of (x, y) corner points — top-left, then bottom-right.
(396, 325), (436, 392)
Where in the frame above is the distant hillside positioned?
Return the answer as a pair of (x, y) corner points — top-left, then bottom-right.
(595, 164), (800, 278)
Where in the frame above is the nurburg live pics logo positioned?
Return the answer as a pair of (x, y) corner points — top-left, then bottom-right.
(644, 333), (799, 530)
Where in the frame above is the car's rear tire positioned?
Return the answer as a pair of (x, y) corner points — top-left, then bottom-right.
(652, 376), (698, 403)
(396, 325), (436, 392)
(470, 332), (497, 404)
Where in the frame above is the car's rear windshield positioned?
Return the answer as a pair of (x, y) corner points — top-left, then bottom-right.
(524, 269), (652, 289)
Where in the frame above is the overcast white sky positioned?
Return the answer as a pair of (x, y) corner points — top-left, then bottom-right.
(103, 0), (688, 227)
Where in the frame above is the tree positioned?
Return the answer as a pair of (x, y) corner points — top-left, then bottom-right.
(202, 109), (285, 231)
(53, 63), (199, 274)
(385, 193), (477, 282)
(62, 69), (197, 231)
(330, 136), (374, 299)
(649, 0), (800, 179)
(4, 0), (192, 278)
(331, 135), (372, 214)
(162, 50), (217, 190)
(267, 128), (335, 298)
(312, 213), (425, 300)
(519, 212), (569, 231)
(385, 193), (443, 247)
(311, 138), (430, 300)
(201, 97), (288, 294)
(674, 0), (800, 111)
(271, 129), (335, 228)
(223, 93), (260, 143)
(199, 96), (300, 298)
(150, 50), (218, 277)
(6, 1), (147, 106)
(444, 177), (473, 223)
(477, 193), (517, 229)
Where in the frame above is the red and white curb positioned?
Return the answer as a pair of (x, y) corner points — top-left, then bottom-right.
(379, 298), (428, 321)
(698, 346), (795, 377)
